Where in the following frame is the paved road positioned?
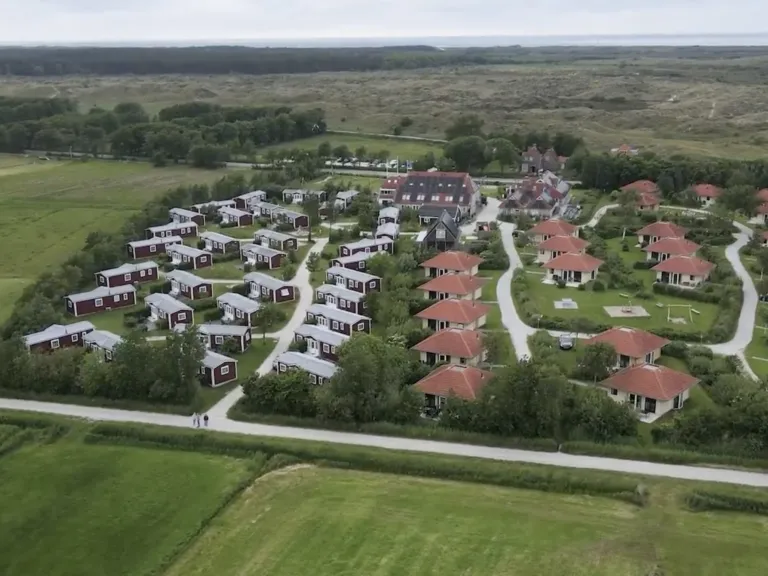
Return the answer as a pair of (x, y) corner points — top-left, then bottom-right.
(497, 222), (535, 359)
(2, 396), (767, 486)
(583, 203), (619, 228)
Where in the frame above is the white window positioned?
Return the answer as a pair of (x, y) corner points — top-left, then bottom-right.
(201, 256), (207, 263)
(310, 374), (317, 384)
(416, 194), (425, 201)
(431, 194), (439, 201)
(122, 293), (129, 301)
(105, 350), (113, 360)
(124, 273), (132, 281)
(51, 338), (60, 349)
(279, 363), (287, 372)
(358, 262), (365, 270)
(357, 323), (365, 331)
(331, 346), (336, 354)
(236, 309), (242, 318)
(178, 312), (186, 321)
(72, 333), (79, 342)
(322, 343), (330, 352)
(95, 298), (103, 307)
(439, 354), (448, 361)
(436, 228), (446, 239)
(215, 336), (224, 344)
(332, 320), (339, 330)
(200, 286), (208, 294)
(369, 281), (376, 288)
(610, 388), (618, 396)
(221, 365), (230, 375)
(150, 245), (157, 253)
(140, 270), (146, 277)
(261, 286), (268, 295)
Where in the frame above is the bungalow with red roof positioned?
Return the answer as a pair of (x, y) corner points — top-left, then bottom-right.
(643, 237), (700, 262)
(585, 326), (670, 369)
(536, 235), (590, 264)
(543, 253), (603, 286)
(652, 256), (715, 288)
(601, 363), (698, 419)
(691, 184), (721, 208)
(421, 251), (483, 278)
(417, 273), (485, 301)
(412, 328), (486, 367)
(637, 191), (661, 212)
(621, 181), (660, 212)
(636, 221), (687, 245)
(528, 219), (578, 245)
(416, 299), (490, 331)
(762, 231), (768, 248)
(756, 189), (768, 225)
(413, 364), (493, 412)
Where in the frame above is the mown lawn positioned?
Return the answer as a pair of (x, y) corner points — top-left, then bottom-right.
(478, 269), (502, 301)
(745, 321), (768, 378)
(0, 438), (250, 576)
(165, 466), (768, 576)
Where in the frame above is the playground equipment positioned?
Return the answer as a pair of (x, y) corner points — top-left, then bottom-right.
(666, 304), (700, 324)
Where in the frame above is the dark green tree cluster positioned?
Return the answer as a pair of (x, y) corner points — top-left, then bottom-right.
(0, 329), (204, 405)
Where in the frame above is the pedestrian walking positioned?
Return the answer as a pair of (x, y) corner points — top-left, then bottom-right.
(192, 412), (200, 428)
(203, 414), (209, 428)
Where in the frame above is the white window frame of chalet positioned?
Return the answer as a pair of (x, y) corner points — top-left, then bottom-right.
(215, 336), (224, 344)
(357, 323), (365, 331)
(150, 245), (157, 253)
(95, 298), (103, 307)
(51, 338), (60, 349)
(140, 270), (146, 277)
(72, 333), (79, 342)
(332, 320), (339, 330)
(221, 365), (230, 375)
(124, 273), (132, 281)
(322, 343), (330, 353)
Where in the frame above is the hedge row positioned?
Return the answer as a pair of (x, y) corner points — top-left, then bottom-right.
(84, 423), (647, 506)
(684, 491), (768, 516)
(651, 282), (721, 303)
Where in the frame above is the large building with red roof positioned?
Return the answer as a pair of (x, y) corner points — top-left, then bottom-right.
(536, 235), (590, 264)
(412, 328), (486, 367)
(528, 219), (579, 244)
(585, 327), (670, 369)
(417, 274), (486, 301)
(621, 180), (659, 195)
(601, 363), (698, 418)
(643, 238), (700, 262)
(636, 221), (687, 245)
(413, 364), (494, 411)
(421, 251), (483, 278)
(691, 183), (721, 208)
(543, 253), (603, 286)
(378, 171), (480, 219)
(416, 299), (490, 331)
(652, 256), (715, 287)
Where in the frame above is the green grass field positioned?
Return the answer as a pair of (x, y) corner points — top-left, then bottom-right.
(165, 466), (768, 576)
(0, 155), (240, 321)
(0, 435), (250, 576)
(257, 134), (443, 161)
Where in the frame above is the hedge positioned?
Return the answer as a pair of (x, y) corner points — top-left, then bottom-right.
(651, 282), (720, 303)
(684, 491), (768, 516)
(188, 298), (218, 311)
(84, 422), (647, 506)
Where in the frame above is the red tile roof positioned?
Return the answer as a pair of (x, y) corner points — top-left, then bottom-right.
(691, 183), (721, 198)
(602, 364), (698, 401)
(757, 189), (768, 203)
(543, 252), (603, 272)
(652, 256), (715, 276)
(621, 180), (659, 194)
(529, 219), (577, 237)
(585, 327), (670, 359)
(762, 231), (768, 241)
(416, 299), (490, 325)
(538, 235), (590, 253)
(636, 221), (687, 239)
(642, 237), (700, 257)
(412, 328), (485, 359)
(413, 364), (493, 401)
(637, 192), (661, 207)
(421, 251), (484, 273)
(417, 274), (486, 296)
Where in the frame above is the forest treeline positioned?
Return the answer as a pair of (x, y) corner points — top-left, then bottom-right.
(3, 45), (768, 76)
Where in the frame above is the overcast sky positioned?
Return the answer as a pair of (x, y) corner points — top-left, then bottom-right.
(2, 0), (768, 44)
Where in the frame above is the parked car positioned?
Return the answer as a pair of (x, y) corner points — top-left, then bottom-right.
(558, 334), (575, 350)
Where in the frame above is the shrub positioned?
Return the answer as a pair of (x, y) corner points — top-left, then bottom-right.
(577, 283), (586, 291)
(651, 282), (719, 303)
(188, 299), (218, 311)
(196, 239), (206, 249)
(556, 279), (566, 289)
(592, 280), (605, 292)
(203, 309), (223, 322)
(633, 260), (656, 270)
(662, 341), (689, 359)
(684, 491), (768, 516)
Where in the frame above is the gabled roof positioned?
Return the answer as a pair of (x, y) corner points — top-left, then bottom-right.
(652, 256), (715, 276)
(202, 350), (237, 369)
(98, 261), (158, 278)
(637, 192), (660, 207)
(636, 221), (687, 239)
(240, 243), (286, 258)
(67, 284), (136, 303)
(147, 221), (198, 233)
(24, 322), (95, 346)
(375, 222), (399, 238)
(145, 292), (193, 314)
(420, 251), (484, 273)
(169, 207), (201, 219)
(585, 327), (670, 359)
(621, 180), (658, 194)
(691, 183), (721, 198)
(192, 199), (236, 211)
(417, 273), (486, 296)
(601, 363), (698, 401)
(325, 266), (379, 284)
(529, 219), (577, 236)
(306, 303), (367, 325)
(416, 299), (490, 325)
(378, 206), (400, 219)
(219, 206), (251, 218)
(200, 231), (239, 244)
(424, 210), (461, 242)
(393, 171), (477, 207)
(643, 237), (700, 256)
(316, 284), (365, 302)
(537, 235), (590, 253)
(341, 237), (392, 252)
(274, 351), (338, 379)
(254, 229), (297, 243)
(336, 189), (360, 201)
(166, 269), (211, 288)
(235, 190), (267, 201)
(757, 189), (768, 203)
(83, 330), (123, 351)
(413, 364), (493, 401)
(167, 244), (209, 258)
(543, 252), (603, 272)
(294, 323), (350, 347)
(217, 292), (260, 313)
(243, 272), (293, 291)
(198, 323), (250, 337)
(412, 328), (484, 358)
(332, 252), (376, 266)
(252, 201), (282, 212)
(128, 235), (183, 249)
(419, 205), (461, 220)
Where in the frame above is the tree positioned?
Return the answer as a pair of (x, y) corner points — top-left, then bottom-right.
(189, 145), (230, 169)
(445, 114), (484, 140)
(242, 370), (317, 417)
(315, 334), (418, 424)
(317, 141), (332, 157)
(484, 331), (511, 364)
(253, 302), (281, 340)
(571, 387), (637, 442)
(354, 146), (367, 160)
(578, 343), (616, 382)
(443, 136), (490, 172)
(113, 102), (149, 125)
(7, 124), (28, 152)
(32, 128), (64, 151)
(304, 196), (320, 241)
(720, 185), (759, 216)
(487, 138), (517, 174)
(332, 144), (351, 160)
(305, 252), (320, 272)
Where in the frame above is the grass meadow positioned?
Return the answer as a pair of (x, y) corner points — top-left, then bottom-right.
(0, 155), (237, 321)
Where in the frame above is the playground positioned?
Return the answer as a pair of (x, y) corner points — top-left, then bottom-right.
(530, 284), (719, 334)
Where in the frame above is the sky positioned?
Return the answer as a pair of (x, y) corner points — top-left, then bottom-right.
(2, 0), (768, 44)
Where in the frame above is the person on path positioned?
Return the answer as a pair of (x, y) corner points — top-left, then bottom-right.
(192, 412), (200, 428)
(203, 414), (209, 428)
